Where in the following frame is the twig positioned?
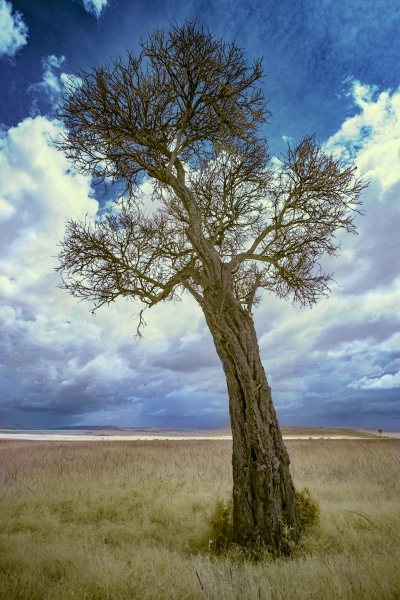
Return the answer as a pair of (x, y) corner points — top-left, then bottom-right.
(24, 484), (38, 496)
(345, 510), (379, 529)
(322, 560), (334, 576)
(195, 570), (205, 595)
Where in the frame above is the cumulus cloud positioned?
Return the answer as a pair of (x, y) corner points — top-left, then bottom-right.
(325, 81), (400, 193)
(0, 0), (28, 58)
(253, 82), (400, 427)
(28, 55), (66, 116)
(80, 0), (108, 19)
(318, 82), (400, 297)
(349, 371), (400, 390)
(0, 80), (399, 429)
(0, 117), (212, 427)
(0, 116), (99, 419)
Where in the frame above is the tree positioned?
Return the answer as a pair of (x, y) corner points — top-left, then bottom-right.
(55, 21), (366, 554)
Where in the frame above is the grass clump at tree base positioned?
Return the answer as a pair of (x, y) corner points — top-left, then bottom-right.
(208, 486), (320, 559)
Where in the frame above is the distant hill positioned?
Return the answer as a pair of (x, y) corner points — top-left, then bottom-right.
(53, 425), (125, 431)
(0, 424), (40, 430)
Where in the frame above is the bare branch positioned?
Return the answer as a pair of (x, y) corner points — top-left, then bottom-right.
(246, 273), (261, 312)
(55, 21), (367, 320)
(57, 204), (200, 312)
(134, 307), (147, 339)
(225, 135), (367, 305)
(178, 277), (205, 305)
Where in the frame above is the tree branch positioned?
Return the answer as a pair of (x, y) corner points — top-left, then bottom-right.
(55, 22), (367, 319)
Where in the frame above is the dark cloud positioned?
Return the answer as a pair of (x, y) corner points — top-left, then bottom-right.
(312, 317), (400, 351)
(328, 183), (400, 296)
(151, 335), (220, 372)
(276, 387), (400, 430)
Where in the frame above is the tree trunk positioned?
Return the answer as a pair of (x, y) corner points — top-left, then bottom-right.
(202, 283), (302, 555)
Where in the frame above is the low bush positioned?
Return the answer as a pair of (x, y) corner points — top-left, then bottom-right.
(209, 488), (320, 560)
(295, 486), (320, 530)
(209, 497), (234, 552)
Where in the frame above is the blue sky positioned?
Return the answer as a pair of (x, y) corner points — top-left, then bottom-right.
(0, 0), (399, 430)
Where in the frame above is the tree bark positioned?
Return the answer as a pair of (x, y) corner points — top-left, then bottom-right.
(202, 282), (302, 554)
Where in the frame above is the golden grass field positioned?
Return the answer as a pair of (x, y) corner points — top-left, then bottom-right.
(0, 438), (399, 599)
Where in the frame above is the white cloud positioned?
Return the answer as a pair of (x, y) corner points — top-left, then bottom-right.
(319, 83), (400, 298)
(0, 116), (100, 322)
(325, 81), (400, 195)
(0, 0), (28, 58)
(349, 371), (400, 390)
(60, 72), (83, 92)
(81, 0), (108, 19)
(254, 83), (400, 423)
(0, 114), (209, 426)
(27, 55), (86, 121)
(28, 55), (66, 115)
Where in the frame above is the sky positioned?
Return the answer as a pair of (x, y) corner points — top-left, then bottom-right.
(0, 0), (399, 430)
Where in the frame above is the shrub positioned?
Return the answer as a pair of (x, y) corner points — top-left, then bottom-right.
(210, 497), (234, 552)
(209, 493), (312, 560)
(295, 487), (320, 530)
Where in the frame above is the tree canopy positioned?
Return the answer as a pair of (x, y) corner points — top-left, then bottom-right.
(56, 21), (365, 330)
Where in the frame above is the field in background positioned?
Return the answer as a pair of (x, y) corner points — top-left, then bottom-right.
(0, 439), (399, 599)
(0, 425), (387, 441)
(215, 425), (382, 438)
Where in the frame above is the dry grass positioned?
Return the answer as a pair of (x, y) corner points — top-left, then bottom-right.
(213, 425), (379, 437)
(0, 438), (399, 599)
(280, 427), (378, 437)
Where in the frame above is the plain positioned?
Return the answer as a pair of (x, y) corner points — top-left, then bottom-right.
(0, 438), (399, 599)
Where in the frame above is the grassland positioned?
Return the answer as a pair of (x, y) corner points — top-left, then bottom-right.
(0, 438), (399, 599)
(215, 425), (380, 438)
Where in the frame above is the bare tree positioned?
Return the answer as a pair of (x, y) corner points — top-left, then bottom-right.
(55, 21), (366, 554)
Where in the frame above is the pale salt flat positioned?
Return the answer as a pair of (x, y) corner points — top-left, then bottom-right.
(1, 433), (398, 441)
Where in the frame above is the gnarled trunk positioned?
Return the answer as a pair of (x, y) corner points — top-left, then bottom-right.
(202, 284), (302, 554)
